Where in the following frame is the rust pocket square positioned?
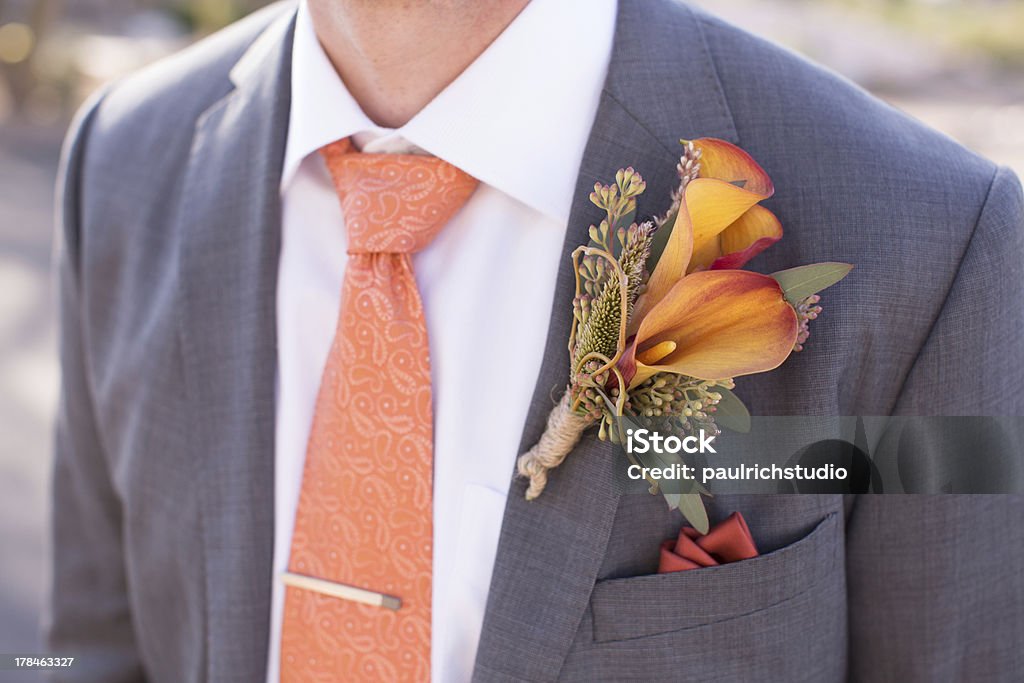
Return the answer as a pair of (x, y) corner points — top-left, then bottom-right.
(659, 511), (760, 573)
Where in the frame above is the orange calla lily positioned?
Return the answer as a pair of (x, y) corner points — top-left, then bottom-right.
(623, 270), (798, 387)
(685, 138), (782, 273)
(690, 138), (773, 196)
(620, 138), (799, 388)
(702, 204), (782, 271)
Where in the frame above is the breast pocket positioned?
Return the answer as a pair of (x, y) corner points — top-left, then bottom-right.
(572, 514), (847, 682)
(591, 513), (841, 641)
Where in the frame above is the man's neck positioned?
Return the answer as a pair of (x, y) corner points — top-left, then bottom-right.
(308, 0), (532, 129)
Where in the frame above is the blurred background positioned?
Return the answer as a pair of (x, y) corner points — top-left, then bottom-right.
(0, 0), (1022, 666)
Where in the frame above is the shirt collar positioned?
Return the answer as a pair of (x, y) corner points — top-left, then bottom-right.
(282, 0), (618, 223)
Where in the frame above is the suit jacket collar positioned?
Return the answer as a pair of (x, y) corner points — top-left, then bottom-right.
(472, 0), (738, 679)
(178, 9), (294, 681)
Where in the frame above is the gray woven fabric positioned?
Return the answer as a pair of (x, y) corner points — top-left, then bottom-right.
(48, 0), (1024, 681)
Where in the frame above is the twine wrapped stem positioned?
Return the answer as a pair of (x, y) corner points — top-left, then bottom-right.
(517, 393), (592, 500)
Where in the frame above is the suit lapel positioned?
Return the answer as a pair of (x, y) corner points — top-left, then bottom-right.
(473, 1), (738, 679)
(176, 11), (294, 681)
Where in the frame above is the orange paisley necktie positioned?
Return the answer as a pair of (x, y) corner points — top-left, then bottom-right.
(280, 138), (478, 682)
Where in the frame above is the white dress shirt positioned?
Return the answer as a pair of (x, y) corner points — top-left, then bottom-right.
(268, 1), (617, 680)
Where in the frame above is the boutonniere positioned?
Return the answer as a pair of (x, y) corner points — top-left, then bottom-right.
(517, 138), (852, 532)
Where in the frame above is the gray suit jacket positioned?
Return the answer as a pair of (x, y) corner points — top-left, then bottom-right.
(48, 1), (1024, 681)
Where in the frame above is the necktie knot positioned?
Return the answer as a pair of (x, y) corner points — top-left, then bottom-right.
(321, 138), (478, 254)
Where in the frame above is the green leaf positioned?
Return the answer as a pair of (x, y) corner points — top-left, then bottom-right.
(771, 262), (853, 306)
(713, 386), (751, 434)
(677, 493), (709, 534)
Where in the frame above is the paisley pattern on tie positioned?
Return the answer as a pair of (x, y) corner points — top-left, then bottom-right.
(281, 138), (478, 682)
